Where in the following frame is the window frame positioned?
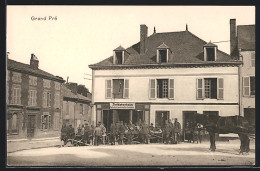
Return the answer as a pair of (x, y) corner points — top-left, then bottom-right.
(28, 88), (37, 106)
(12, 72), (22, 83)
(29, 76), (37, 86)
(41, 113), (51, 130)
(251, 52), (255, 67)
(157, 49), (169, 63)
(196, 78), (223, 100)
(11, 84), (21, 105)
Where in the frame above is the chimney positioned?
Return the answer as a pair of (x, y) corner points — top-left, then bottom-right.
(140, 24), (148, 54)
(230, 19), (238, 59)
(30, 53), (39, 69)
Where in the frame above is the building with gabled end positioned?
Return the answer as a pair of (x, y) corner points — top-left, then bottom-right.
(62, 83), (92, 131)
(230, 19), (255, 129)
(7, 54), (65, 139)
(89, 24), (242, 140)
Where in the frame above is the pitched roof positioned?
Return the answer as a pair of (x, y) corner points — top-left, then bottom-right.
(204, 42), (217, 47)
(114, 45), (126, 51)
(7, 59), (64, 82)
(62, 86), (91, 102)
(237, 25), (255, 51)
(89, 29), (240, 69)
(157, 42), (170, 49)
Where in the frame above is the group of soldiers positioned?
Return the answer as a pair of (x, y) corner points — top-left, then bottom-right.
(60, 118), (188, 146)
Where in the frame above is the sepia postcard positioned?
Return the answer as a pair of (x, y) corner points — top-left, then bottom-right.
(6, 5), (255, 167)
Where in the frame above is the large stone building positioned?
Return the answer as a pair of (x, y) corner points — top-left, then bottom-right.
(89, 24), (242, 139)
(7, 54), (65, 139)
(230, 19), (255, 128)
(62, 83), (92, 131)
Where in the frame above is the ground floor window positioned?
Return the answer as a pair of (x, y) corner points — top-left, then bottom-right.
(53, 112), (60, 130)
(8, 113), (18, 134)
(41, 114), (51, 130)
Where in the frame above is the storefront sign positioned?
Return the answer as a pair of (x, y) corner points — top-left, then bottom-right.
(110, 102), (135, 109)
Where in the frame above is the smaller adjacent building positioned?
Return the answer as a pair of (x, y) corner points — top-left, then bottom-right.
(62, 83), (92, 131)
(7, 54), (65, 139)
(230, 19), (255, 128)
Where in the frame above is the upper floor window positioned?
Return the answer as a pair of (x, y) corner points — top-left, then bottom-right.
(55, 82), (60, 90)
(204, 42), (217, 61)
(43, 91), (51, 107)
(63, 101), (69, 115)
(251, 52), (255, 67)
(11, 85), (21, 105)
(80, 104), (83, 114)
(54, 92), (60, 109)
(12, 72), (22, 83)
(43, 79), (51, 88)
(28, 89), (37, 106)
(149, 79), (174, 99)
(243, 76), (255, 97)
(197, 78), (223, 100)
(113, 46), (125, 64)
(156, 42), (170, 63)
(105, 79), (129, 99)
(6, 83), (9, 104)
(29, 76), (37, 86)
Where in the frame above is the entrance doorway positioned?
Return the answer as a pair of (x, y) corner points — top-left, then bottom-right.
(155, 111), (169, 128)
(132, 110), (144, 125)
(244, 108), (255, 133)
(103, 110), (113, 132)
(183, 111), (197, 140)
(27, 115), (36, 138)
(117, 110), (130, 124)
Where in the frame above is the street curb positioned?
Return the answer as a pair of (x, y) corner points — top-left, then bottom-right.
(7, 137), (60, 143)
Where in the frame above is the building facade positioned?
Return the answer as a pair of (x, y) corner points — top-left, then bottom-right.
(7, 54), (65, 139)
(62, 84), (92, 131)
(230, 19), (255, 128)
(89, 24), (242, 138)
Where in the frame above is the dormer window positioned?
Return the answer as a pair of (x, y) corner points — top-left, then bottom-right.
(204, 42), (217, 61)
(113, 46), (125, 64)
(157, 42), (171, 63)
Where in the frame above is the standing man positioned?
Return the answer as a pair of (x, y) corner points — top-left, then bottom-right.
(94, 123), (102, 146)
(127, 121), (135, 145)
(173, 118), (181, 144)
(163, 121), (171, 144)
(84, 123), (91, 145)
(118, 121), (125, 145)
(100, 122), (107, 145)
(110, 122), (117, 145)
(141, 120), (149, 144)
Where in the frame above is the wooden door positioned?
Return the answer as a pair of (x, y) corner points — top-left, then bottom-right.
(27, 115), (35, 138)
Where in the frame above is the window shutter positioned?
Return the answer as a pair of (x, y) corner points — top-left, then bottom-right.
(105, 80), (112, 98)
(168, 79), (174, 99)
(149, 79), (156, 99)
(196, 78), (204, 99)
(43, 92), (46, 107)
(243, 77), (250, 96)
(251, 52), (255, 67)
(48, 115), (51, 129)
(18, 88), (21, 104)
(124, 79), (129, 98)
(217, 78), (224, 99)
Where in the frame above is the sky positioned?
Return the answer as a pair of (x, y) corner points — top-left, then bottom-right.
(7, 6), (255, 92)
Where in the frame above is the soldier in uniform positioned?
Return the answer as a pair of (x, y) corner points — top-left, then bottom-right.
(110, 122), (117, 145)
(84, 123), (91, 145)
(60, 123), (67, 147)
(154, 123), (163, 143)
(118, 121), (125, 145)
(94, 123), (102, 146)
(127, 121), (135, 144)
(163, 121), (171, 144)
(141, 120), (149, 144)
(173, 118), (181, 144)
(100, 122), (106, 145)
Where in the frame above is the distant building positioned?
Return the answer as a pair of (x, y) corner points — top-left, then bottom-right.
(230, 19), (255, 128)
(62, 83), (92, 131)
(89, 24), (242, 140)
(7, 54), (65, 139)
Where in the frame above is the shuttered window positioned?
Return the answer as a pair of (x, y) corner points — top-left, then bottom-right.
(217, 78), (224, 99)
(243, 77), (250, 97)
(196, 79), (203, 99)
(124, 79), (129, 98)
(105, 80), (112, 98)
(251, 52), (255, 67)
(168, 79), (174, 99)
(149, 79), (156, 99)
